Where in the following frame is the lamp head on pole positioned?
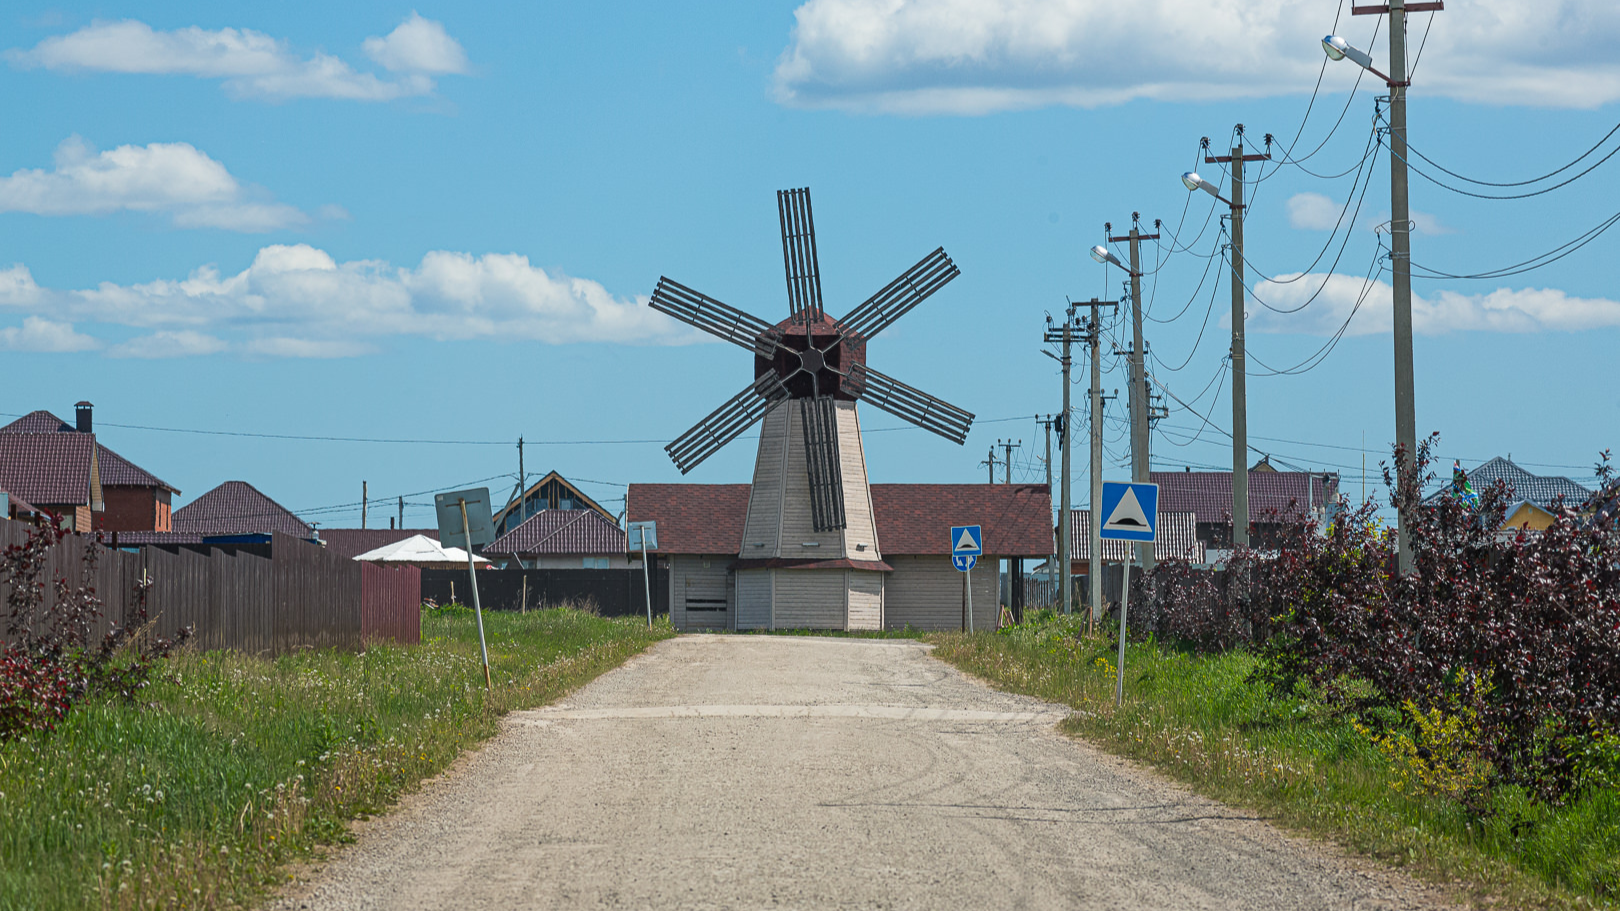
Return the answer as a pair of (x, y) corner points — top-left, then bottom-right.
(1089, 245), (1125, 270)
(1322, 35), (1384, 79)
(1181, 171), (1215, 197)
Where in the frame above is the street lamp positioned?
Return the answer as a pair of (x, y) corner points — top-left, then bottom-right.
(1321, 35), (1391, 84)
(1181, 171), (1239, 208)
(1088, 245), (1128, 272)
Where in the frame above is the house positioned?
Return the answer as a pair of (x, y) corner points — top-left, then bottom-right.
(319, 528), (441, 560)
(0, 403), (180, 532)
(1425, 456), (1592, 533)
(492, 471), (617, 538)
(1065, 509), (1204, 577)
(0, 431), (102, 531)
(484, 508), (633, 569)
(626, 482), (1052, 631)
(118, 480), (314, 545)
(1153, 466), (1339, 550)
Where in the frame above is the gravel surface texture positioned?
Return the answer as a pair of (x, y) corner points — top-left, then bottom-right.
(274, 634), (1460, 910)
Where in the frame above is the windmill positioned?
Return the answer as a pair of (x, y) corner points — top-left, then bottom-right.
(648, 188), (974, 629)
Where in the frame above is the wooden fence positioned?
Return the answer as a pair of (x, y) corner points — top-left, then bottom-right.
(0, 520), (420, 654)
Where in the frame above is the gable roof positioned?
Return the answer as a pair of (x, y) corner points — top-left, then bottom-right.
(0, 433), (101, 508)
(0, 410), (177, 493)
(626, 482), (1054, 557)
(870, 484), (1053, 556)
(1068, 510), (1203, 563)
(626, 484), (752, 554)
(318, 528), (440, 560)
(1431, 456), (1592, 509)
(172, 481), (312, 538)
(1151, 470), (1337, 526)
(493, 471), (616, 532)
(485, 508), (626, 555)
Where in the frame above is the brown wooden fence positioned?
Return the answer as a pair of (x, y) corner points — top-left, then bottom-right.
(0, 521), (420, 654)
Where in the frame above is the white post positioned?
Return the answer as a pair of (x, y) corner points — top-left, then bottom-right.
(1115, 558), (1132, 706)
(460, 500), (492, 693)
(641, 536), (653, 628)
(966, 562), (975, 633)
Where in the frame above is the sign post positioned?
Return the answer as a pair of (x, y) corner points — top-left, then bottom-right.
(435, 488), (497, 693)
(628, 521), (658, 628)
(1098, 481), (1159, 706)
(950, 525), (983, 632)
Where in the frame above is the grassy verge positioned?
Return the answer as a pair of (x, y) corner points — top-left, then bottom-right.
(0, 606), (672, 911)
(926, 613), (1620, 910)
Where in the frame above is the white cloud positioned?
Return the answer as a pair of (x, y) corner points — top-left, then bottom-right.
(7, 15), (466, 102)
(1287, 192), (1342, 231)
(109, 330), (228, 359)
(774, 0), (1620, 114)
(0, 316), (100, 352)
(0, 137), (308, 232)
(363, 12), (467, 74)
(0, 245), (700, 358)
(1250, 272), (1620, 336)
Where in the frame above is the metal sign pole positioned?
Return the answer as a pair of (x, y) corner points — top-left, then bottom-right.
(1116, 558), (1131, 706)
(966, 563), (974, 633)
(460, 500), (493, 693)
(641, 537), (652, 628)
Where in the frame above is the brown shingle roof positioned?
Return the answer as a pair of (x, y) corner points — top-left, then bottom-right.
(0, 433), (99, 507)
(1151, 471), (1337, 526)
(1068, 510), (1204, 562)
(871, 484), (1053, 556)
(1, 410), (177, 493)
(626, 482), (1054, 558)
(626, 484), (752, 554)
(173, 481), (312, 538)
(485, 509), (626, 556)
(318, 528), (440, 559)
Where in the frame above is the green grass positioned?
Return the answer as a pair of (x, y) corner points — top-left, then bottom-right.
(926, 612), (1620, 910)
(0, 606), (672, 911)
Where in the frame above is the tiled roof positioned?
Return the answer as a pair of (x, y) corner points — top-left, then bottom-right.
(1, 410), (177, 493)
(870, 484), (1053, 556)
(1151, 471), (1337, 526)
(626, 484), (752, 554)
(485, 508), (626, 555)
(627, 482), (1054, 557)
(1068, 510), (1204, 563)
(318, 528), (440, 559)
(1426, 457), (1592, 509)
(172, 481), (313, 538)
(111, 531), (204, 545)
(0, 433), (98, 507)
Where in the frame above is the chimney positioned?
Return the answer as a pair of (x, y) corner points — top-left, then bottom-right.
(75, 401), (93, 434)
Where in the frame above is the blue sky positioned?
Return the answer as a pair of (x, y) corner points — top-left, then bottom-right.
(1, 0), (1616, 528)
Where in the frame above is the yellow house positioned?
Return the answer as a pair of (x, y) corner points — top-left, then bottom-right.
(1428, 457), (1592, 535)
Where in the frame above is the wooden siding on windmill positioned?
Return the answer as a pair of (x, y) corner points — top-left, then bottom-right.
(885, 555), (997, 631)
(671, 554), (731, 630)
(772, 568), (846, 629)
(835, 402), (882, 562)
(735, 569), (772, 629)
(846, 570), (883, 630)
(741, 404), (787, 555)
(778, 402), (847, 554)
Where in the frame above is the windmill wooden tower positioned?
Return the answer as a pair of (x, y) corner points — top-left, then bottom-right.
(649, 188), (973, 629)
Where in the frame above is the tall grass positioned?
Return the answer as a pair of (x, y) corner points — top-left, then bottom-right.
(0, 606), (671, 911)
(927, 613), (1620, 910)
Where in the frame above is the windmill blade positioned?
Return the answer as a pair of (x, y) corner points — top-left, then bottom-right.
(666, 374), (789, 474)
(651, 277), (782, 358)
(836, 248), (960, 341)
(777, 188), (825, 324)
(842, 364), (974, 445)
(800, 396), (847, 531)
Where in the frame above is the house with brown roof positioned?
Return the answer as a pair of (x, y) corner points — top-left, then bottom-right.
(626, 482), (1052, 631)
(318, 528), (441, 560)
(0, 431), (103, 531)
(118, 480), (314, 545)
(492, 471), (617, 538)
(1, 403), (180, 532)
(484, 508), (633, 569)
(1153, 467), (1338, 550)
(1064, 509), (1204, 576)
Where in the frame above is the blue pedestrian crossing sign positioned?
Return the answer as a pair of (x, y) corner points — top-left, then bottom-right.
(953, 554), (978, 572)
(950, 524), (983, 557)
(1099, 482), (1159, 542)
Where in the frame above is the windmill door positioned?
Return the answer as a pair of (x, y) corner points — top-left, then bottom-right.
(680, 559), (731, 629)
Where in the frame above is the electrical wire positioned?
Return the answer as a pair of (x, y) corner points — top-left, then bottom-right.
(1245, 249), (1387, 377)
(1404, 121), (1620, 189)
(1383, 126), (1620, 200)
(1409, 208), (1620, 280)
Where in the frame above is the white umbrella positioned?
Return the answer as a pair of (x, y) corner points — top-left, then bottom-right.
(352, 534), (491, 569)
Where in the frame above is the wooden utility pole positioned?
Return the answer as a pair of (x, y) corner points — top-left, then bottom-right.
(998, 439), (1021, 484)
(1107, 216), (1162, 571)
(397, 495), (404, 530)
(1204, 130), (1269, 549)
(1082, 298), (1118, 627)
(362, 481), (368, 530)
(1354, 0), (1441, 573)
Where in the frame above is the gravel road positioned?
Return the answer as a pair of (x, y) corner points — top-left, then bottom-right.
(275, 634), (1458, 910)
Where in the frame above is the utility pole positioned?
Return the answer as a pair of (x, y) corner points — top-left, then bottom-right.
(998, 439), (1021, 484)
(398, 495), (404, 530)
(1045, 307), (1081, 615)
(981, 446), (999, 484)
(1204, 129), (1269, 550)
(1106, 215), (1162, 572)
(362, 480), (368, 530)
(1355, 0), (1439, 574)
(1082, 297), (1118, 627)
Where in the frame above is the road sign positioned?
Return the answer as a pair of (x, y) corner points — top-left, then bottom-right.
(950, 524), (983, 556)
(627, 521), (657, 551)
(952, 554), (978, 572)
(1099, 481), (1159, 542)
(435, 488), (497, 550)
